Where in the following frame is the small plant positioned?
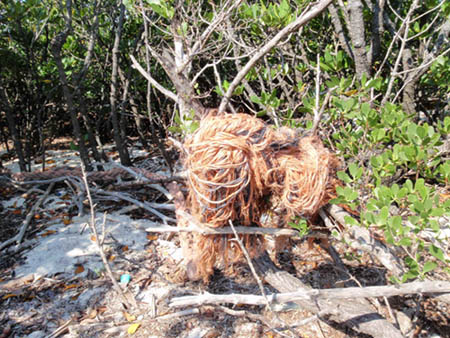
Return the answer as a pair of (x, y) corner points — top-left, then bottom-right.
(288, 217), (309, 238)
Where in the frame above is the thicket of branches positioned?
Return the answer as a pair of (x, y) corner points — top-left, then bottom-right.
(1, 0), (449, 282)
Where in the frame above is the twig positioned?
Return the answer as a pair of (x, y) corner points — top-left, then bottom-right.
(381, 0), (419, 105)
(313, 53), (321, 129)
(129, 54), (178, 102)
(214, 305), (293, 337)
(155, 308), (200, 320)
(170, 280), (450, 307)
(0, 182), (55, 251)
(46, 318), (73, 338)
(229, 220), (271, 308)
(80, 165), (131, 307)
(311, 85), (337, 135)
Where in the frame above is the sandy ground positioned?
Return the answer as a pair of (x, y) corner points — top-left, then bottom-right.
(0, 141), (448, 337)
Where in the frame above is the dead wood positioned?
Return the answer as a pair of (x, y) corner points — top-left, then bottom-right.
(322, 204), (405, 276)
(10, 166), (184, 185)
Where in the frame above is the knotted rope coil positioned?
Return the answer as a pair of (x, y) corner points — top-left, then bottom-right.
(182, 113), (339, 281)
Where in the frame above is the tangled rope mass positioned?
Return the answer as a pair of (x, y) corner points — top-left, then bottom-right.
(182, 113), (339, 281)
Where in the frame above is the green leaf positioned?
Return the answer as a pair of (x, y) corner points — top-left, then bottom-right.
(250, 95), (261, 104)
(390, 215), (402, 231)
(378, 206), (389, 224)
(415, 179), (427, 200)
(422, 261), (437, 274)
(402, 269), (419, 282)
(429, 245), (445, 262)
(337, 171), (351, 183)
(370, 155), (383, 168)
(344, 215), (359, 226)
(404, 180), (414, 192)
(361, 102), (370, 116)
(348, 163), (362, 180)
(397, 237), (412, 246)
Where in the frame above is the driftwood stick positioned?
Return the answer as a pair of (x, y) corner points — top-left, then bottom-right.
(105, 162), (173, 200)
(170, 280), (450, 307)
(155, 308), (200, 320)
(46, 319), (73, 338)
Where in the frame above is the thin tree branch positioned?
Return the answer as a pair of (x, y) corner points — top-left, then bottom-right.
(129, 54), (178, 102)
(170, 280), (450, 307)
(80, 165), (132, 307)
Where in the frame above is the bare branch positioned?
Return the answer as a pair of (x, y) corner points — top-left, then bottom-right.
(176, 0), (245, 74)
(129, 54), (178, 102)
(382, 0), (420, 105)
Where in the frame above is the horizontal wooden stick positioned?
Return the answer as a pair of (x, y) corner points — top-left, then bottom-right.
(145, 223), (302, 237)
(146, 210), (322, 237)
(170, 280), (450, 308)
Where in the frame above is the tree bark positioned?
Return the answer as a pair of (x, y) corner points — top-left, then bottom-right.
(347, 0), (371, 78)
(402, 20), (450, 116)
(118, 65), (149, 150)
(369, 0), (385, 65)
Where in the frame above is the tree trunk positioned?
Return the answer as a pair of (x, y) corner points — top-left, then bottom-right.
(118, 66), (149, 149)
(0, 82), (27, 172)
(110, 2), (131, 166)
(347, 0), (371, 78)
(51, 29), (92, 171)
(401, 48), (416, 115)
(328, 4), (354, 60)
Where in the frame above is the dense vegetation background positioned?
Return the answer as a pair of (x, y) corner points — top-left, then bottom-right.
(1, 0), (449, 281)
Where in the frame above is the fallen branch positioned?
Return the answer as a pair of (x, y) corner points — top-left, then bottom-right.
(105, 162), (173, 200)
(155, 308), (200, 321)
(47, 319), (73, 338)
(92, 188), (176, 225)
(170, 280), (450, 307)
(10, 166), (184, 185)
(0, 182), (55, 251)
